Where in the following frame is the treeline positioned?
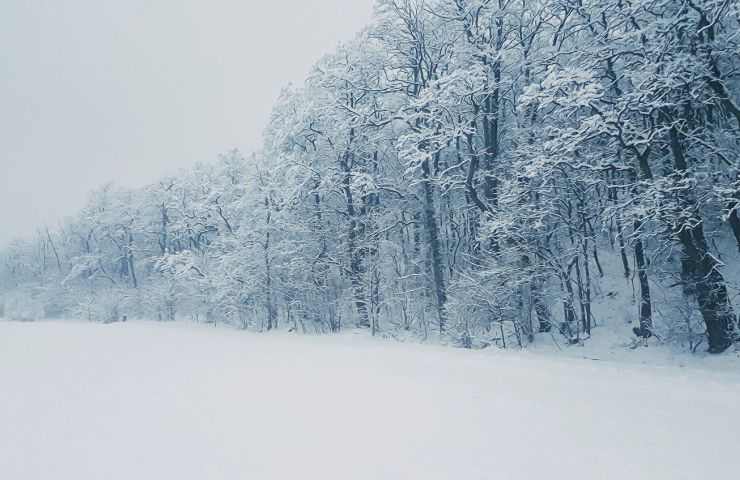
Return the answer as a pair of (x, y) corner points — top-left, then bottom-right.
(2, 0), (740, 353)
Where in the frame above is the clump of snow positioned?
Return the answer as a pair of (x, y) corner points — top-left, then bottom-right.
(1, 320), (738, 480)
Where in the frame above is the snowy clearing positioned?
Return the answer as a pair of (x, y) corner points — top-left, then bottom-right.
(1, 320), (739, 480)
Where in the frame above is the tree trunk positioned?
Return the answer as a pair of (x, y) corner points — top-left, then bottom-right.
(127, 233), (137, 289)
(633, 219), (652, 332)
(264, 195), (275, 331)
(726, 176), (740, 251)
(667, 123), (736, 352)
(628, 150), (654, 336)
(341, 128), (370, 329)
(421, 156), (448, 333)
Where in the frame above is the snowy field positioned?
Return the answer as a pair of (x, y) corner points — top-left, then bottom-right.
(1, 320), (739, 480)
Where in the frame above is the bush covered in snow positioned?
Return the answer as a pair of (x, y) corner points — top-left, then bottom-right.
(2, 289), (45, 321)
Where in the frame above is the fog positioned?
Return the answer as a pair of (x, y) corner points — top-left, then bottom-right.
(0, 0), (375, 246)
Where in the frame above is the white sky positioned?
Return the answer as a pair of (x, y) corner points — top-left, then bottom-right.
(0, 0), (375, 246)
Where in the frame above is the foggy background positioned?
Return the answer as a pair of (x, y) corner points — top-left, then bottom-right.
(0, 0), (375, 246)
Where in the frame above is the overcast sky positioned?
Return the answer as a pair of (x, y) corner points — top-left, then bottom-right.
(0, 0), (375, 246)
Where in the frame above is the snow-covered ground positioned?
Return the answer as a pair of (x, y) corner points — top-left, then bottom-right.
(1, 320), (739, 480)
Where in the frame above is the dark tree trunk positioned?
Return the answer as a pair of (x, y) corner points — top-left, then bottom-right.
(633, 219), (652, 332)
(559, 270), (579, 343)
(667, 123), (736, 352)
(127, 233), (137, 289)
(481, 10), (503, 210)
(341, 126), (370, 329)
(726, 178), (740, 251)
(616, 213), (631, 278)
(627, 150), (654, 336)
(159, 204), (169, 255)
(264, 195), (275, 331)
(532, 273), (552, 333)
(677, 223), (736, 352)
(728, 203), (740, 252)
(421, 156), (448, 333)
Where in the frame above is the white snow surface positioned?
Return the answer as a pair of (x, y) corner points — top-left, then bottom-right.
(1, 320), (739, 480)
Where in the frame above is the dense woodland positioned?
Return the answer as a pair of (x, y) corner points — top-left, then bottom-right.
(2, 0), (740, 353)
